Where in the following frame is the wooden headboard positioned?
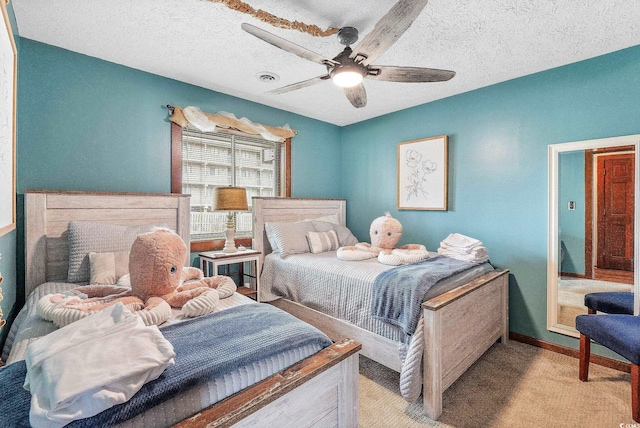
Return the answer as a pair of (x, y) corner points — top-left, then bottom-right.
(24, 190), (190, 297)
(252, 197), (347, 266)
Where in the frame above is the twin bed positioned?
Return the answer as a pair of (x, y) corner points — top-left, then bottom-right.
(1, 191), (360, 427)
(1, 191), (508, 426)
(253, 197), (509, 420)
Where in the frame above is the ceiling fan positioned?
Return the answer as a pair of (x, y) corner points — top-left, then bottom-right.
(241, 0), (455, 108)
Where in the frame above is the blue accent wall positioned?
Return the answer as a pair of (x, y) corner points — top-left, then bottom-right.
(6, 39), (341, 348)
(17, 39), (342, 196)
(559, 151), (585, 275)
(341, 44), (640, 349)
(7, 29), (640, 356)
(0, 230), (16, 347)
(0, 2), (19, 349)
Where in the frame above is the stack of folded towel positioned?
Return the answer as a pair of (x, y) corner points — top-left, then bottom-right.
(25, 303), (175, 428)
(437, 233), (489, 263)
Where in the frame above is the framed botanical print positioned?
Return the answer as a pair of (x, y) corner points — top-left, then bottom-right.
(397, 135), (448, 210)
(0, 0), (16, 237)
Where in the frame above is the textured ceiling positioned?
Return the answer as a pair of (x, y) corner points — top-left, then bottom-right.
(11, 0), (640, 126)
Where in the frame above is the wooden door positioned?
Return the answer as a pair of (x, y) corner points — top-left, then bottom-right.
(596, 153), (634, 271)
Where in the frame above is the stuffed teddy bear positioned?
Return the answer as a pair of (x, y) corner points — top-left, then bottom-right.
(336, 213), (429, 265)
(38, 228), (236, 327)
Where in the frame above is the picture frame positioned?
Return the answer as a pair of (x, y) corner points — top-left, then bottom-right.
(0, 1), (16, 237)
(397, 135), (448, 210)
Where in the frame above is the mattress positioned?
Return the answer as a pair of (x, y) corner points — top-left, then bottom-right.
(260, 251), (495, 346)
(2, 283), (326, 428)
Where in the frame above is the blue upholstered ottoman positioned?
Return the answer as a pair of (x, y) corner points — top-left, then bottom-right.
(584, 292), (634, 315)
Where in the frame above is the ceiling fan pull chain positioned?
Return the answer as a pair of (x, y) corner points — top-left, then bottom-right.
(207, 0), (339, 37)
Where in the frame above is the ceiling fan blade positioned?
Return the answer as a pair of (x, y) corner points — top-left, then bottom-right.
(266, 75), (331, 95)
(242, 23), (338, 67)
(367, 65), (455, 82)
(351, 0), (429, 66)
(344, 84), (367, 108)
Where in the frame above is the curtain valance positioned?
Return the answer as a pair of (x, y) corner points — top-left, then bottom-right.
(168, 105), (296, 142)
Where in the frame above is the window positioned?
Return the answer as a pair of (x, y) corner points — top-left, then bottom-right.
(172, 124), (291, 248)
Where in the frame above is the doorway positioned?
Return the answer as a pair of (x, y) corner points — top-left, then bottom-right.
(585, 146), (635, 284)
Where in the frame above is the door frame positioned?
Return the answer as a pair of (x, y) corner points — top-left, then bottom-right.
(584, 145), (635, 283)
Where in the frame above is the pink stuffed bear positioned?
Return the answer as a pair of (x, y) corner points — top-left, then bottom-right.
(38, 228), (236, 327)
(337, 213), (429, 265)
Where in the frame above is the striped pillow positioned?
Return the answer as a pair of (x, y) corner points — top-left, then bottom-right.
(306, 230), (339, 254)
(308, 221), (359, 246)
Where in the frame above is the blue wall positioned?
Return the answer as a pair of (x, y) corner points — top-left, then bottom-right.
(0, 231), (16, 346)
(341, 44), (640, 349)
(0, 3), (19, 349)
(559, 151), (585, 275)
(4, 39), (341, 347)
(17, 39), (342, 197)
(7, 29), (640, 355)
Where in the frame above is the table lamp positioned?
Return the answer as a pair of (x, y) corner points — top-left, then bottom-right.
(213, 186), (248, 253)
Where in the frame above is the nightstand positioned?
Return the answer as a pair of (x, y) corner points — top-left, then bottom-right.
(199, 249), (261, 300)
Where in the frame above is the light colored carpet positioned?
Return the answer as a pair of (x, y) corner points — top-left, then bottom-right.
(557, 278), (632, 328)
(359, 340), (632, 427)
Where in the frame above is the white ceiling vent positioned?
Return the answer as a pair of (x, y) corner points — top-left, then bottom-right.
(256, 72), (280, 83)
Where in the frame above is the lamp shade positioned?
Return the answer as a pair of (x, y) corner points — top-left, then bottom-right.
(213, 186), (248, 211)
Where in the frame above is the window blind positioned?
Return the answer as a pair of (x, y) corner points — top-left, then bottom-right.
(181, 127), (283, 241)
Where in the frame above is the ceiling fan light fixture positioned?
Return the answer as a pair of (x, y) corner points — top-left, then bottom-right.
(330, 67), (365, 88)
(242, 0), (453, 109)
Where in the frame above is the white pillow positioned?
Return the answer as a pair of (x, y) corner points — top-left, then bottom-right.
(265, 221), (316, 258)
(306, 230), (339, 254)
(89, 251), (130, 285)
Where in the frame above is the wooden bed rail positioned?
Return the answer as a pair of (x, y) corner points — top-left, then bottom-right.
(423, 269), (510, 310)
(174, 339), (361, 428)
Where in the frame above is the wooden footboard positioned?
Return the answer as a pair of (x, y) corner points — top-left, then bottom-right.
(268, 269), (509, 421)
(422, 269), (509, 419)
(175, 339), (361, 428)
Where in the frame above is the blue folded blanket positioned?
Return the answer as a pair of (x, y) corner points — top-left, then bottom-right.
(371, 255), (481, 335)
(0, 304), (331, 427)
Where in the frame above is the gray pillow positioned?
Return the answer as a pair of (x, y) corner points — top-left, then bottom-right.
(67, 222), (156, 283)
(265, 221), (316, 258)
(309, 221), (359, 247)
